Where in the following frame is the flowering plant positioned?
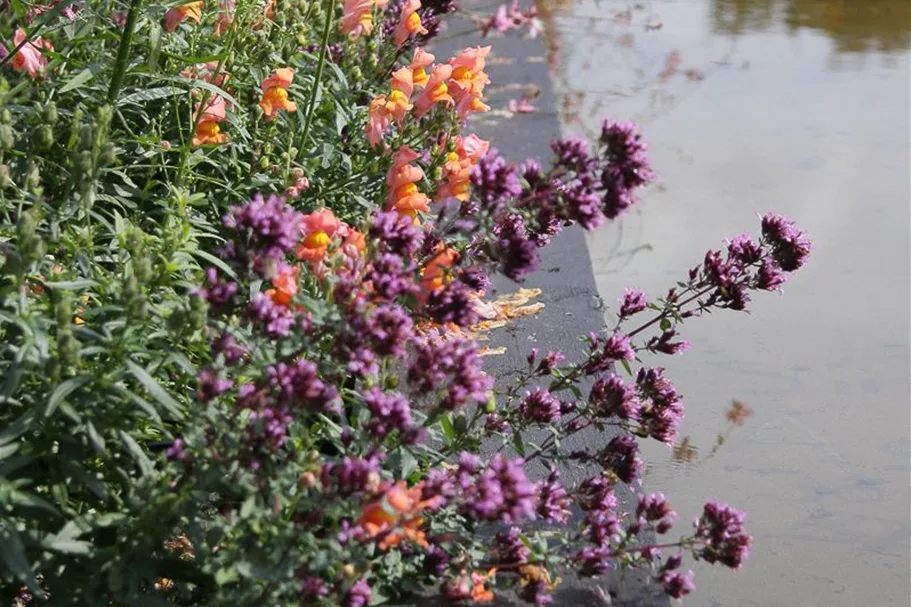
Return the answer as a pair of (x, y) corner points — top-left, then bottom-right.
(0, 0), (810, 605)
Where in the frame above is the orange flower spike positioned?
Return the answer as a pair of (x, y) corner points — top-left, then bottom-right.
(421, 246), (459, 294)
(162, 1), (203, 32)
(394, 0), (428, 47)
(409, 48), (435, 88)
(267, 265), (300, 306)
(385, 68), (415, 124)
(259, 68), (297, 121)
(192, 120), (227, 146)
(296, 208), (343, 263)
(470, 569), (497, 603)
(366, 96), (393, 148)
(7, 29), (52, 77)
(413, 64), (453, 118)
(340, 0), (375, 37)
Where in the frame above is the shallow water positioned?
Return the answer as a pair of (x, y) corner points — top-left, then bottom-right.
(547, 0), (911, 605)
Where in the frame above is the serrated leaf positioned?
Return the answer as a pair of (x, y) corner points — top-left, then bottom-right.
(46, 376), (91, 418)
(118, 430), (153, 476)
(126, 360), (185, 420)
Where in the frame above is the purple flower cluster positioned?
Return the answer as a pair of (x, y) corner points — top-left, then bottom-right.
(493, 526), (530, 564)
(645, 329), (691, 356)
(366, 252), (418, 301)
(519, 387), (562, 424)
(589, 374), (641, 420)
(196, 367), (233, 402)
(597, 435), (644, 484)
(342, 578), (372, 607)
(426, 280), (479, 328)
(635, 367), (685, 445)
(658, 567), (695, 599)
(470, 148), (522, 210)
(575, 473), (622, 555)
(694, 501), (753, 569)
(210, 332), (246, 366)
(363, 387), (413, 440)
(635, 492), (677, 535)
(299, 576), (330, 602)
(493, 213), (540, 281)
(583, 331), (636, 374)
(236, 383), (293, 452)
(761, 213), (812, 272)
(599, 120), (655, 218)
(536, 467), (570, 522)
(266, 358), (339, 412)
(195, 267), (239, 306)
(321, 455), (382, 498)
(619, 288), (648, 317)
(551, 137), (596, 175)
(369, 210), (425, 257)
(407, 335), (493, 410)
(222, 194), (302, 273)
(247, 291), (296, 338)
(460, 454), (537, 523)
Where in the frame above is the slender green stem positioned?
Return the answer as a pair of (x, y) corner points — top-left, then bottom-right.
(297, 0), (337, 160)
(107, 0), (144, 103)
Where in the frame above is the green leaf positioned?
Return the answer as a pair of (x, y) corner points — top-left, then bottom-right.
(0, 411), (35, 445)
(45, 537), (93, 555)
(0, 442), (21, 460)
(44, 279), (100, 290)
(512, 429), (527, 458)
(118, 430), (153, 476)
(215, 567), (239, 585)
(116, 86), (182, 107)
(59, 66), (97, 93)
(659, 317), (672, 331)
(0, 524), (42, 596)
(46, 376), (91, 418)
(440, 414), (455, 442)
(187, 247), (237, 279)
(10, 489), (60, 516)
(126, 360), (185, 420)
(85, 421), (107, 456)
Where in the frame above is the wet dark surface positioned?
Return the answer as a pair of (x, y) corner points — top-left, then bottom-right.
(546, 0), (911, 605)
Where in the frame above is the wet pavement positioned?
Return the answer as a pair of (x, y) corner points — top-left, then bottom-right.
(545, 0), (911, 605)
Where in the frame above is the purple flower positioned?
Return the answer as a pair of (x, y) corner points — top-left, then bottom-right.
(636, 368), (685, 445)
(471, 148), (522, 209)
(194, 267), (239, 306)
(364, 304), (413, 356)
(222, 194), (302, 272)
(694, 501), (753, 569)
(366, 252), (417, 300)
(247, 292), (296, 338)
(494, 214), (540, 281)
(659, 569), (695, 599)
(727, 234), (762, 265)
(484, 413), (511, 435)
(756, 258), (787, 291)
(574, 545), (612, 577)
(407, 335), (493, 410)
(534, 350), (565, 376)
(493, 526), (530, 564)
(577, 474), (619, 512)
(342, 578), (372, 607)
(426, 280), (479, 328)
(424, 544), (451, 576)
(517, 579), (554, 606)
(299, 576), (330, 602)
(236, 383), (293, 452)
(598, 435), (644, 484)
(646, 330), (691, 356)
(364, 387), (413, 439)
(589, 374), (641, 420)
(195, 367), (233, 402)
(210, 332), (246, 366)
(536, 467), (570, 522)
(619, 288), (648, 317)
(370, 210), (424, 257)
(166, 438), (185, 461)
(458, 266), (490, 293)
(266, 358), (339, 412)
(519, 387), (562, 424)
(560, 178), (604, 229)
(462, 455), (537, 523)
(584, 331), (636, 374)
(321, 455), (382, 498)
(551, 136), (595, 174)
(586, 507), (621, 545)
(598, 120), (655, 219)
(636, 492), (677, 535)
(422, 468), (456, 507)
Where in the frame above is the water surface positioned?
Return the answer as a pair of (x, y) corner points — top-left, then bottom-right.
(547, 1), (911, 604)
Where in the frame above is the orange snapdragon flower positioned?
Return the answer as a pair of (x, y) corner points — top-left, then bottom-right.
(448, 46), (492, 118)
(340, 0), (387, 37)
(409, 48), (435, 88)
(437, 134), (489, 201)
(214, 0), (235, 37)
(420, 244), (459, 295)
(6, 29), (53, 78)
(394, 0), (428, 47)
(265, 264), (300, 306)
(358, 481), (442, 551)
(259, 68), (297, 121)
(192, 95), (228, 146)
(365, 68), (416, 148)
(385, 146), (430, 220)
(296, 208), (348, 264)
(442, 569), (497, 603)
(162, 1), (203, 32)
(413, 64), (453, 118)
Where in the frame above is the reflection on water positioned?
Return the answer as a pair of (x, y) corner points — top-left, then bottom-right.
(712, 0), (911, 56)
(548, 0), (910, 605)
